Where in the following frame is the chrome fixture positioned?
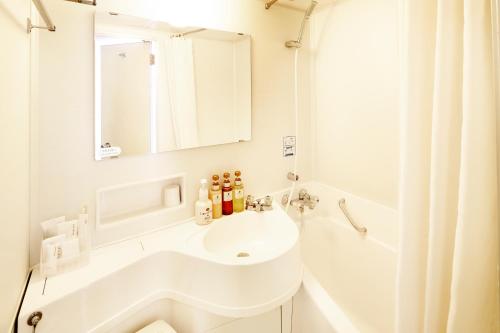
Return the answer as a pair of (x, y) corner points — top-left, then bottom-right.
(171, 28), (207, 38)
(65, 0), (96, 4)
(338, 198), (367, 234)
(28, 0), (56, 33)
(286, 189), (319, 213)
(287, 172), (300, 181)
(281, 192), (291, 206)
(246, 195), (274, 212)
(27, 311), (43, 331)
(265, 0), (279, 9)
(285, 0), (318, 48)
(28, 0), (96, 33)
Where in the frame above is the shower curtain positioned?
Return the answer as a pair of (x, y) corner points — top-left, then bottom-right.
(164, 37), (199, 149)
(396, 0), (499, 332)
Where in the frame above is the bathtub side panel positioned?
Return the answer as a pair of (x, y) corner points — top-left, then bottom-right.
(292, 287), (338, 333)
(294, 182), (398, 333)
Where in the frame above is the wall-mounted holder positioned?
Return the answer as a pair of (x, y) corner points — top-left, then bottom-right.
(27, 0), (56, 33)
(28, 0), (96, 33)
(39, 209), (91, 278)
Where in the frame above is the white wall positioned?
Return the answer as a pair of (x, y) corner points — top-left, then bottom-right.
(0, 0), (31, 330)
(31, 0), (311, 262)
(495, 0), (500, 301)
(311, 0), (399, 208)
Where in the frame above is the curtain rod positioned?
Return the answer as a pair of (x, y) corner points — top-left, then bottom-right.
(28, 0), (97, 34)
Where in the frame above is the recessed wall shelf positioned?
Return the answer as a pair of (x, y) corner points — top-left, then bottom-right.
(96, 174), (186, 230)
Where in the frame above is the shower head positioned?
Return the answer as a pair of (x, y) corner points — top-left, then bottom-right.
(285, 0), (318, 48)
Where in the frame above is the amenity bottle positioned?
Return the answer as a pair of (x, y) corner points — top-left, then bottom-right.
(222, 172), (233, 215)
(233, 171), (244, 213)
(209, 174), (223, 219)
(195, 179), (213, 225)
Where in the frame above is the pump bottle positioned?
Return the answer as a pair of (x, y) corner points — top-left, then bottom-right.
(195, 179), (213, 225)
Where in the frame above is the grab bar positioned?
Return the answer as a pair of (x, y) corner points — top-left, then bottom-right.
(338, 198), (367, 234)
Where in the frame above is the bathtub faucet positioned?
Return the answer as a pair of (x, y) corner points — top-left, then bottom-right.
(289, 189), (319, 213)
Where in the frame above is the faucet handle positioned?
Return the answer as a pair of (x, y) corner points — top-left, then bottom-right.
(246, 195), (255, 210)
(298, 189), (309, 200)
(308, 195), (319, 209)
(245, 194), (273, 212)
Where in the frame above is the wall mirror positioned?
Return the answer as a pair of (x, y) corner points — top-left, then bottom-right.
(94, 12), (252, 160)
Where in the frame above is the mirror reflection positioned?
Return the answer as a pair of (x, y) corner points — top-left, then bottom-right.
(94, 12), (252, 160)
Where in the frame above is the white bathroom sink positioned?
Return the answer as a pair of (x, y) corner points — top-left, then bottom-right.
(194, 206), (299, 263)
(170, 204), (302, 317)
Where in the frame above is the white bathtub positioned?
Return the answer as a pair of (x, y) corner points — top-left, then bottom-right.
(287, 182), (398, 333)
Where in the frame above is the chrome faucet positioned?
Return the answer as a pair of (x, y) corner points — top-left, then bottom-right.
(287, 189), (319, 213)
(246, 195), (273, 212)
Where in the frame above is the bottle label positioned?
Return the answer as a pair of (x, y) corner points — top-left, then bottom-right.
(198, 207), (212, 224)
(235, 189), (244, 199)
(223, 191), (233, 202)
(212, 193), (222, 204)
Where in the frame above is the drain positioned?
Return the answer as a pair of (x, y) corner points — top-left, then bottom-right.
(236, 252), (250, 258)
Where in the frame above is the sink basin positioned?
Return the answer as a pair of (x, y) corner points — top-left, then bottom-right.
(174, 203), (302, 316)
(201, 207), (298, 262)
